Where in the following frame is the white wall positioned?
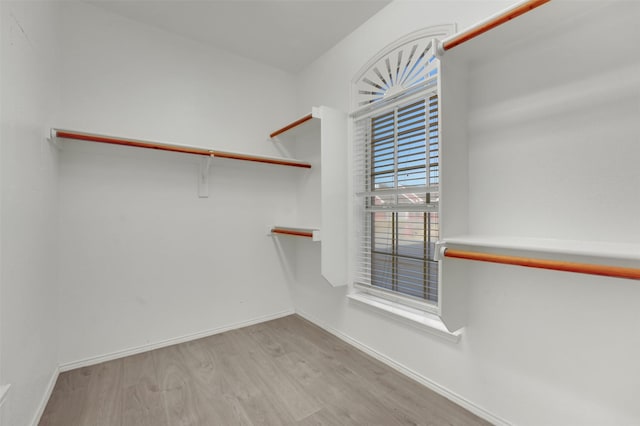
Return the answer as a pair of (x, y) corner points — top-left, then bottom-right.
(295, 1), (640, 425)
(4, 1), (639, 425)
(0, 2), (61, 425)
(56, 2), (299, 366)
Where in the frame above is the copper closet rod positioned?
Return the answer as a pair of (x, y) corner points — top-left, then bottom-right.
(270, 114), (313, 139)
(54, 130), (311, 169)
(444, 249), (640, 280)
(271, 228), (314, 238)
(442, 0), (551, 51)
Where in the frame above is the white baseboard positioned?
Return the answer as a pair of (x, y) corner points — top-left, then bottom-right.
(59, 309), (295, 372)
(30, 367), (60, 426)
(41, 309), (506, 425)
(295, 309), (511, 426)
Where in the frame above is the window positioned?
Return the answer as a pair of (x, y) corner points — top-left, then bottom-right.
(352, 32), (446, 312)
(356, 96), (440, 307)
(368, 97), (439, 301)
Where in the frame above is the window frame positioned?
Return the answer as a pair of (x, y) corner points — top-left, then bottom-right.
(354, 93), (440, 314)
(350, 27), (454, 316)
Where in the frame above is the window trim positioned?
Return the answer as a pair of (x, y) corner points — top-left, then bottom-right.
(347, 292), (459, 342)
(354, 89), (440, 308)
(350, 25), (456, 319)
(369, 96), (439, 299)
(354, 281), (439, 314)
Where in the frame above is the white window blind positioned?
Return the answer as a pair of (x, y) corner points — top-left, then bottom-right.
(354, 93), (440, 305)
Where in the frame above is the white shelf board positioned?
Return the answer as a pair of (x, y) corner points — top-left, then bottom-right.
(270, 105), (348, 287)
(53, 129), (311, 169)
(443, 235), (640, 262)
(269, 225), (321, 241)
(442, 1), (607, 64)
(269, 111), (320, 140)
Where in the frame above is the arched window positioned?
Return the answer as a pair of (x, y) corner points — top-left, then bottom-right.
(352, 26), (454, 310)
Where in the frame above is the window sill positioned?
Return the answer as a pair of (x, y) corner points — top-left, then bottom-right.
(347, 292), (462, 343)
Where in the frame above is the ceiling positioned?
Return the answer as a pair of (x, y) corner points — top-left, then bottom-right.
(88, 0), (391, 73)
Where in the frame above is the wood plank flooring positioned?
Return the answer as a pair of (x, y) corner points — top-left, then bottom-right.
(40, 315), (489, 426)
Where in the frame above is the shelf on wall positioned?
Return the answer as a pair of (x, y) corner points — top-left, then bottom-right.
(435, 1), (640, 282)
(443, 236), (640, 262)
(438, 0), (606, 63)
(440, 0), (611, 62)
(430, 0), (640, 330)
(268, 106), (348, 287)
(440, 0), (551, 52)
(270, 113), (315, 138)
(270, 226), (321, 241)
(440, 236), (640, 280)
(52, 129), (311, 169)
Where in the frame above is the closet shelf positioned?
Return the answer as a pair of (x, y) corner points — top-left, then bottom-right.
(437, 0), (601, 64)
(439, 236), (640, 280)
(443, 236), (640, 261)
(268, 105), (347, 287)
(52, 129), (311, 169)
(269, 113), (315, 138)
(440, 0), (550, 52)
(270, 226), (320, 241)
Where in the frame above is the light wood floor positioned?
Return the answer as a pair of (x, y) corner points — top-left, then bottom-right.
(40, 315), (489, 425)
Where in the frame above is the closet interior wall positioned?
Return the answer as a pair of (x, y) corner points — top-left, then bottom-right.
(3, 1), (640, 426)
(457, 7), (640, 422)
(295, 1), (640, 425)
(55, 2), (299, 367)
(0, 2), (62, 426)
(464, 4), (640, 241)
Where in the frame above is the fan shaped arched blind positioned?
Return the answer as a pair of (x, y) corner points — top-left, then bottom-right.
(355, 37), (435, 107)
(352, 25), (454, 117)
(352, 26), (454, 309)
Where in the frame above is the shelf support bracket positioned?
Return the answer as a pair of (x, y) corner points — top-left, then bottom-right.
(435, 241), (447, 261)
(198, 155), (213, 198)
(48, 128), (61, 149)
